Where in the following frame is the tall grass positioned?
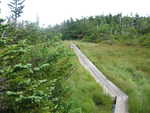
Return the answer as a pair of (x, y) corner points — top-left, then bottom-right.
(64, 42), (112, 113)
(75, 41), (150, 113)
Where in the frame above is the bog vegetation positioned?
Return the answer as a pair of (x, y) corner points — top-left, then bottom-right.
(75, 41), (150, 113)
(1, 1), (150, 113)
(54, 14), (150, 113)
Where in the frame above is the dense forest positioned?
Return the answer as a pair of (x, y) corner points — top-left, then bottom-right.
(58, 14), (150, 46)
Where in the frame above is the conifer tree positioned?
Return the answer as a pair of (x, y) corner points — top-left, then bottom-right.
(8, 0), (25, 25)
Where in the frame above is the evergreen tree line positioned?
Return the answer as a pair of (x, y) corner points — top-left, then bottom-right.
(58, 14), (150, 46)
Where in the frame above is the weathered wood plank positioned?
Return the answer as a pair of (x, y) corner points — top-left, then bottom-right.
(71, 43), (128, 113)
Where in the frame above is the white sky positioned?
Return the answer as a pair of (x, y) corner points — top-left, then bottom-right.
(1, 0), (150, 26)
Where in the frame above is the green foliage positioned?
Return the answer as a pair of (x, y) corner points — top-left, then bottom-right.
(0, 18), (8, 37)
(0, 39), (7, 47)
(0, 12), (77, 113)
(56, 14), (150, 47)
(92, 92), (111, 106)
(0, 38), (73, 113)
(138, 33), (150, 47)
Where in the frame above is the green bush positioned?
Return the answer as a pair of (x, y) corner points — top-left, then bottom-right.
(92, 93), (112, 106)
(0, 38), (73, 113)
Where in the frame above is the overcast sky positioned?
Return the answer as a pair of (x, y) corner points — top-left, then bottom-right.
(1, 0), (150, 26)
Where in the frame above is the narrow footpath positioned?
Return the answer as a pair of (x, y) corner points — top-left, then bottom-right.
(71, 43), (128, 113)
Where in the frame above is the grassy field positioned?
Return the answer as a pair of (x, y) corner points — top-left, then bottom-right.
(75, 41), (150, 113)
(64, 42), (112, 113)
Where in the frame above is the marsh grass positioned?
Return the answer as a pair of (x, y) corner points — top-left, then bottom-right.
(64, 42), (112, 113)
(75, 41), (150, 113)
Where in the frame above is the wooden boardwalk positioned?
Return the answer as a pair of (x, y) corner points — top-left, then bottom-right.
(71, 43), (128, 113)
